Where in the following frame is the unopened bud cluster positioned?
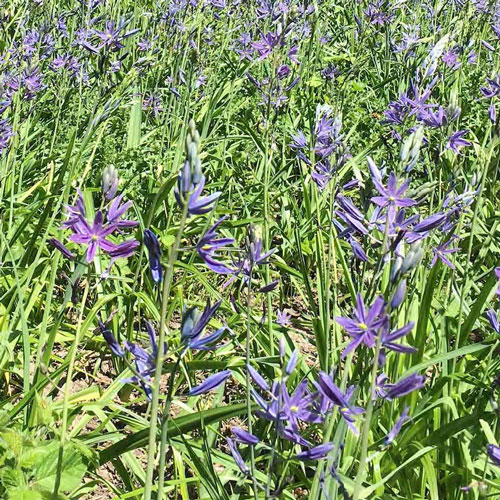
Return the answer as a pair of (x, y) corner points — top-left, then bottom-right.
(401, 126), (424, 171)
(179, 119), (203, 198)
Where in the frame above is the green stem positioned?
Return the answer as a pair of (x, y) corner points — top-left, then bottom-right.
(351, 336), (382, 500)
(143, 200), (189, 500)
(245, 266), (258, 500)
(53, 267), (91, 498)
(156, 351), (185, 500)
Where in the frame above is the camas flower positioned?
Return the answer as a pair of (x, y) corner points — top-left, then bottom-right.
(276, 309), (292, 327)
(189, 370), (231, 395)
(487, 444), (500, 466)
(385, 406), (410, 445)
(377, 373), (425, 400)
(335, 293), (387, 357)
(315, 372), (364, 435)
(143, 229), (162, 283)
(97, 319), (124, 357)
(196, 217), (236, 274)
(180, 300), (225, 350)
(122, 322), (166, 400)
(226, 438), (249, 474)
(431, 239), (459, 269)
(371, 172), (416, 216)
(59, 189), (138, 264)
(379, 321), (416, 364)
(296, 443), (334, 461)
(69, 211), (124, 262)
(486, 309), (500, 334)
(232, 427), (259, 445)
(446, 130), (471, 154)
(174, 174), (221, 215)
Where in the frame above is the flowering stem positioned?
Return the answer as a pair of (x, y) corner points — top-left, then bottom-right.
(53, 267), (91, 498)
(352, 336), (382, 500)
(352, 215), (390, 500)
(310, 354), (353, 499)
(245, 266), (259, 500)
(143, 200), (190, 500)
(156, 350), (185, 500)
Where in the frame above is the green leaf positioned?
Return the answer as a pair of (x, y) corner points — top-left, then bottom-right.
(401, 343), (489, 378)
(32, 441), (88, 493)
(99, 402), (252, 465)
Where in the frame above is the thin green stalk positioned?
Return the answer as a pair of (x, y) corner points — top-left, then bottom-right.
(53, 267), (91, 498)
(351, 335), (383, 500)
(143, 200), (190, 500)
(245, 266), (259, 500)
(156, 351), (185, 500)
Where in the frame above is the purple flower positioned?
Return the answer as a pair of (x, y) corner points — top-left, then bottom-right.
(276, 309), (292, 327)
(252, 31), (280, 60)
(226, 438), (249, 474)
(196, 217), (236, 274)
(97, 319), (125, 357)
(277, 65), (290, 79)
(122, 322), (165, 400)
(68, 211), (120, 262)
(0, 120), (13, 154)
(335, 293), (387, 357)
(232, 427), (259, 445)
(315, 372), (364, 435)
(481, 75), (500, 99)
(281, 380), (323, 431)
(143, 229), (162, 283)
(174, 175), (221, 215)
(107, 194), (138, 228)
(390, 280), (406, 309)
(95, 19), (139, 51)
(48, 238), (76, 260)
(442, 49), (461, 70)
(371, 172), (416, 214)
(385, 406), (410, 445)
(487, 444), (500, 466)
(446, 130), (471, 154)
(379, 322), (416, 364)
(486, 309), (500, 334)
(258, 280), (279, 293)
(431, 239), (459, 269)
(296, 443), (334, 461)
(248, 364), (269, 391)
(189, 370), (231, 395)
(385, 373), (425, 400)
(419, 106), (447, 128)
(180, 300), (225, 350)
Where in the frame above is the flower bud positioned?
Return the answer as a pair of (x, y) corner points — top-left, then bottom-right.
(188, 118), (197, 137)
(187, 141), (198, 165)
(102, 164), (119, 201)
(180, 160), (191, 196)
(489, 103), (496, 124)
(390, 255), (403, 282)
(400, 135), (413, 163)
(192, 157), (202, 185)
(400, 242), (423, 275)
(391, 279), (406, 308)
(279, 337), (286, 358)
